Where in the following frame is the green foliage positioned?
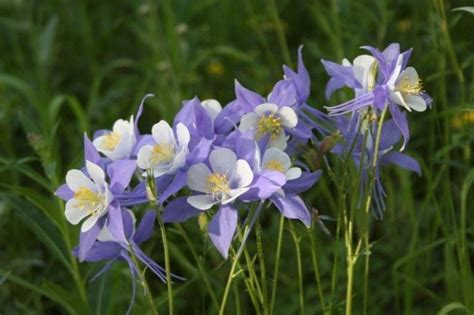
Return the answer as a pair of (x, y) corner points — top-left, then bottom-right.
(0, 0), (473, 314)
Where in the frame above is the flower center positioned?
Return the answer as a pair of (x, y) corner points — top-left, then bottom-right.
(206, 173), (230, 200)
(73, 187), (105, 215)
(396, 77), (423, 95)
(257, 114), (282, 139)
(264, 160), (285, 173)
(151, 144), (175, 165)
(102, 132), (121, 150)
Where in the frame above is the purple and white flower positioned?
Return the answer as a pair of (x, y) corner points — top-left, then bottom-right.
(137, 121), (190, 177)
(93, 117), (136, 161)
(64, 161), (113, 232)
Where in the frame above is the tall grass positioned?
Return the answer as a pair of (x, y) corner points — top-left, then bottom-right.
(0, 0), (473, 314)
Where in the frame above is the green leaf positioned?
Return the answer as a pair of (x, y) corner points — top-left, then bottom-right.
(452, 6), (474, 14)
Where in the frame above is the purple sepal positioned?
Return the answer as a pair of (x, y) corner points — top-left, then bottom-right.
(107, 201), (128, 244)
(268, 79), (298, 107)
(241, 171), (286, 201)
(187, 137), (213, 165)
(382, 152), (421, 176)
(73, 242), (122, 262)
(234, 80), (265, 112)
(162, 196), (202, 223)
(271, 194), (311, 227)
(55, 184), (74, 201)
(133, 211), (156, 244)
(283, 46), (310, 105)
(283, 170), (322, 195)
(78, 216), (106, 262)
(389, 104), (410, 150)
(107, 159), (137, 193)
(84, 133), (101, 164)
(208, 204), (238, 259)
(159, 170), (187, 204)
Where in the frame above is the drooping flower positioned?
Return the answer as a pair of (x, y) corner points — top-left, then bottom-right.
(322, 43), (432, 150)
(333, 113), (421, 218)
(93, 116), (136, 161)
(137, 121), (190, 177)
(75, 210), (179, 315)
(63, 161), (113, 232)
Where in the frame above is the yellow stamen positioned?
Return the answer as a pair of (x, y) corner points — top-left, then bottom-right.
(264, 160), (285, 173)
(206, 173), (230, 199)
(73, 187), (104, 215)
(257, 114), (282, 139)
(102, 132), (121, 150)
(151, 144), (175, 164)
(397, 77), (423, 95)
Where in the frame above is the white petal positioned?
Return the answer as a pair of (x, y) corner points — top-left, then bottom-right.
(405, 94), (427, 112)
(86, 161), (106, 190)
(386, 54), (404, 88)
(239, 112), (259, 131)
(342, 58), (351, 66)
(187, 195), (217, 210)
(254, 103), (278, 116)
(201, 99), (222, 122)
(176, 123), (190, 147)
(151, 120), (176, 146)
(209, 148), (237, 175)
(278, 106), (298, 128)
(389, 91), (411, 111)
(187, 163), (212, 193)
(97, 225), (114, 242)
(353, 55), (376, 89)
(112, 119), (132, 136)
(66, 169), (95, 192)
(137, 145), (154, 170)
(232, 160), (254, 188)
(108, 134), (135, 160)
(81, 214), (100, 232)
(172, 147), (188, 170)
(262, 148), (291, 171)
(222, 187), (249, 204)
(399, 67), (419, 83)
(65, 199), (89, 224)
(285, 167), (302, 180)
(152, 164), (173, 177)
(268, 131), (288, 150)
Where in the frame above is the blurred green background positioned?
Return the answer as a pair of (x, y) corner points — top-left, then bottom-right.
(0, 0), (473, 314)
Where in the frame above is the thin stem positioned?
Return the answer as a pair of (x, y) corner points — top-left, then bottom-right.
(146, 171), (173, 315)
(157, 213), (174, 315)
(289, 222), (304, 315)
(129, 245), (159, 315)
(219, 202), (265, 315)
(267, 0), (292, 65)
(177, 224), (219, 312)
(256, 220), (269, 314)
(309, 227), (327, 312)
(269, 215), (285, 315)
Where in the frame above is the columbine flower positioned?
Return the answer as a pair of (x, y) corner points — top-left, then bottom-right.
(388, 66), (427, 112)
(260, 148), (302, 184)
(137, 120), (190, 177)
(64, 161), (113, 232)
(186, 147), (253, 210)
(93, 117), (136, 160)
(239, 103), (297, 150)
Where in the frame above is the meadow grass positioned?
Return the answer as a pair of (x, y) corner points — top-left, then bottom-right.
(0, 0), (473, 314)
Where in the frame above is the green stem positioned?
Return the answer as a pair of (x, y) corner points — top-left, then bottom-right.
(309, 227), (327, 312)
(219, 202), (265, 315)
(146, 171), (173, 314)
(269, 215), (285, 315)
(177, 224), (219, 312)
(129, 245), (159, 315)
(157, 213), (174, 315)
(289, 222), (304, 315)
(256, 220), (269, 314)
(267, 0), (292, 65)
